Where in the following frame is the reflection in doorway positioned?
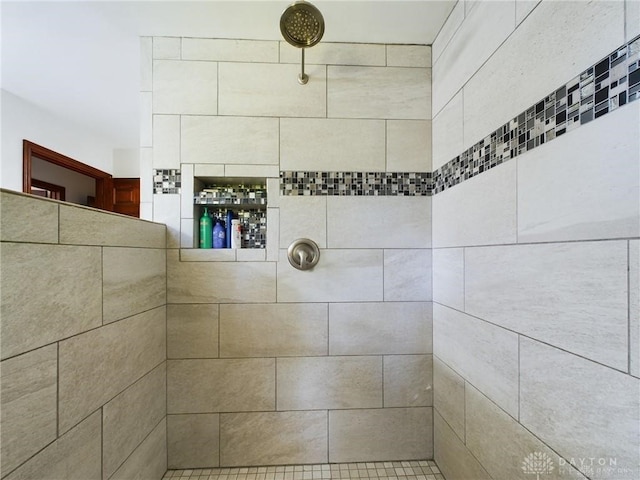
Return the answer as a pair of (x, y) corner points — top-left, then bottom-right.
(31, 156), (95, 205)
(23, 140), (114, 212)
(31, 178), (66, 201)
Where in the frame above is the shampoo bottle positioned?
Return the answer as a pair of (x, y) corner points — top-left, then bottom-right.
(230, 219), (242, 249)
(213, 220), (226, 249)
(199, 207), (212, 248)
(226, 210), (233, 248)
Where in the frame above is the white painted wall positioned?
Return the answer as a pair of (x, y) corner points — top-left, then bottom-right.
(113, 148), (140, 178)
(1, 90), (114, 192)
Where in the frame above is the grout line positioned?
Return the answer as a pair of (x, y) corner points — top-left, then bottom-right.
(517, 335), (521, 422)
(56, 342), (60, 438)
(217, 304), (221, 359)
(381, 356), (385, 408)
(435, 301), (632, 376)
(628, 240), (632, 374)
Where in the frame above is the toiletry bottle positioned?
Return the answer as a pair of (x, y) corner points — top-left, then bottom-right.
(231, 219), (242, 249)
(199, 207), (212, 248)
(226, 210), (233, 248)
(213, 219), (226, 249)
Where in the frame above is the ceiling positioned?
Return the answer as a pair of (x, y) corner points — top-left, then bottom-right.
(1, 1), (456, 150)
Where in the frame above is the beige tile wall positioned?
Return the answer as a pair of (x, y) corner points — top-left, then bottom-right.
(144, 38), (435, 467)
(431, 3), (640, 479)
(0, 190), (167, 480)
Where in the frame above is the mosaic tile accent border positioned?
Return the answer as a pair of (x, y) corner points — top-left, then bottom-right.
(432, 35), (640, 194)
(154, 169), (181, 194)
(280, 171), (432, 196)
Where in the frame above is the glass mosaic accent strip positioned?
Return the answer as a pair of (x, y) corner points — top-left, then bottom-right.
(154, 169), (181, 194)
(431, 35), (640, 194)
(280, 171), (432, 196)
(195, 185), (267, 205)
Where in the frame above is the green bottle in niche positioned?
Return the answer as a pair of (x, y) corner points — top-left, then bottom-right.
(199, 207), (213, 248)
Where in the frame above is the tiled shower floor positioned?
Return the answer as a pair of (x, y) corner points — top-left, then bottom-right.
(164, 461), (444, 480)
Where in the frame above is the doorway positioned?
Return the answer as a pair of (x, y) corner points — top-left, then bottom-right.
(23, 140), (141, 217)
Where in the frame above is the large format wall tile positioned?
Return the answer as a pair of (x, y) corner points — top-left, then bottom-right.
(386, 45), (431, 68)
(466, 383), (587, 480)
(329, 302), (432, 355)
(180, 163), (195, 219)
(279, 42), (386, 66)
(0, 345), (57, 475)
(433, 304), (519, 417)
(153, 194), (181, 248)
(167, 358), (275, 413)
(431, 0), (464, 65)
(383, 249), (432, 301)
(328, 66), (431, 120)
(327, 197), (431, 249)
(432, 161), (517, 248)
(386, 119), (432, 172)
(102, 364), (166, 479)
(520, 338), (640, 480)
(1, 243), (102, 359)
(462, 1), (624, 146)
(329, 408), (433, 463)
(110, 418), (167, 480)
(628, 0), (640, 41)
(277, 249), (383, 303)
(631, 240), (639, 377)
(4, 411), (101, 480)
(183, 38), (278, 62)
(220, 411), (328, 466)
(278, 196), (327, 249)
(280, 118), (385, 172)
(103, 247), (166, 323)
(140, 37), (152, 90)
(168, 250), (276, 303)
(219, 62), (326, 117)
(433, 356), (465, 442)
(432, 248), (464, 310)
(153, 114), (180, 168)
(432, 0), (515, 116)
(59, 204), (165, 248)
(168, 413), (220, 469)
(517, 104), (640, 242)
(181, 116), (279, 165)
(431, 91), (463, 171)
(0, 191), (58, 243)
(434, 411), (492, 480)
(277, 356), (382, 410)
(219, 304), (327, 357)
(140, 92), (153, 147)
(153, 37), (180, 59)
(153, 60), (218, 114)
(58, 307), (166, 433)
(167, 304), (219, 359)
(465, 241), (629, 370)
(383, 355), (433, 407)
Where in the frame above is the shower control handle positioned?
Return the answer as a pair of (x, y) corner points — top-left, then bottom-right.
(287, 238), (320, 270)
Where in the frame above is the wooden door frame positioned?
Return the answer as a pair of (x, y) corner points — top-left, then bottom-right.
(23, 140), (113, 211)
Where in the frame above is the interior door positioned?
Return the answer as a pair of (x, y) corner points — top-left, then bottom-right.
(112, 178), (140, 217)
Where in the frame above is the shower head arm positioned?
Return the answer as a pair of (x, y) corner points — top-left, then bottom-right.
(298, 48), (308, 85)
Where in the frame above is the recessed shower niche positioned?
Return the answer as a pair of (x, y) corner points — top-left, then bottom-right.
(193, 176), (267, 250)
